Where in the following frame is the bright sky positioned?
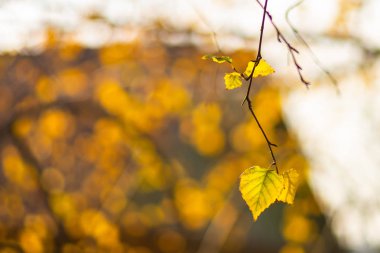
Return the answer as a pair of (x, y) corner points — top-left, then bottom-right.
(1, 0), (380, 251)
(284, 68), (380, 250)
(0, 0), (345, 52)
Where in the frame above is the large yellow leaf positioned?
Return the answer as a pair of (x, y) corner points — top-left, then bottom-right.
(224, 72), (242, 90)
(277, 169), (300, 204)
(244, 59), (275, 78)
(202, 55), (232, 64)
(239, 166), (283, 221)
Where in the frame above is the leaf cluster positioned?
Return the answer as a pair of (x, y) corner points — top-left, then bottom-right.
(202, 55), (275, 90)
(240, 166), (300, 220)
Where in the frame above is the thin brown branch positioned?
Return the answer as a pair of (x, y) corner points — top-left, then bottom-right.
(6, 123), (72, 250)
(243, 0), (268, 102)
(255, 0), (310, 87)
(242, 0), (279, 173)
(247, 100), (278, 172)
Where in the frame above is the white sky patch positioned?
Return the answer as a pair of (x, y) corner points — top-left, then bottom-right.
(73, 20), (113, 48)
(283, 62), (380, 250)
(103, 0), (138, 25)
(350, 0), (380, 48)
(0, 0), (339, 52)
(288, 0), (339, 34)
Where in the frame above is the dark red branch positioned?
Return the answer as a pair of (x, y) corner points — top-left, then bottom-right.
(256, 0), (310, 87)
(247, 100), (278, 170)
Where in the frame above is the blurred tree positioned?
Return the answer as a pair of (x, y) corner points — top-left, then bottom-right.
(0, 32), (338, 253)
(2, 0), (372, 251)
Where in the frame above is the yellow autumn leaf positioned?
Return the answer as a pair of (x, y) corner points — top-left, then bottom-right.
(224, 72), (242, 90)
(239, 166), (283, 221)
(277, 169), (300, 204)
(202, 55), (232, 64)
(244, 59), (275, 78)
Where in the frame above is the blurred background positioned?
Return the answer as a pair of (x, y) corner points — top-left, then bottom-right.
(0, 0), (379, 252)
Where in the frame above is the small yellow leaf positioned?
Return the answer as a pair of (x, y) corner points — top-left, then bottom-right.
(224, 72), (242, 90)
(278, 169), (300, 204)
(202, 55), (232, 64)
(240, 166), (283, 221)
(244, 59), (275, 78)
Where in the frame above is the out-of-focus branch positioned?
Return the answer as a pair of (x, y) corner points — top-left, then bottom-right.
(5, 120), (72, 250)
(0, 99), (117, 250)
(285, 0), (339, 93)
(197, 187), (242, 253)
(0, 101), (109, 248)
(0, 98), (189, 246)
(0, 242), (24, 253)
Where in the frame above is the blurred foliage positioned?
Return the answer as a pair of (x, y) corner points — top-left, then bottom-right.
(0, 29), (341, 253)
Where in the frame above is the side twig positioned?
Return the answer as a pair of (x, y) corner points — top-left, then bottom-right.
(255, 0), (310, 87)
